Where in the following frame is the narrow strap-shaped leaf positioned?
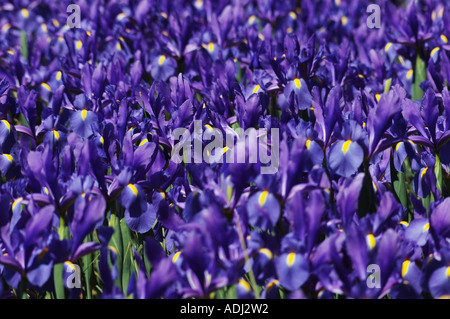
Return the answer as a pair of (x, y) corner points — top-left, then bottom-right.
(412, 54), (426, 101)
(53, 263), (65, 299)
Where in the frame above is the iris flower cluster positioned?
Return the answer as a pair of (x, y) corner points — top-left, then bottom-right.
(0, 0), (450, 299)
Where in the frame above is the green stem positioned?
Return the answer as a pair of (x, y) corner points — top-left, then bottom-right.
(235, 214), (260, 299)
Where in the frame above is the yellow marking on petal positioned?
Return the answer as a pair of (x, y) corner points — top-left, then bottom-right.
(194, 0), (204, 9)
(289, 11), (297, 20)
(86, 30), (91, 37)
(127, 184), (138, 197)
(238, 279), (251, 292)
(342, 140), (352, 155)
(401, 260), (411, 278)
(362, 122), (366, 128)
(81, 109), (87, 121)
(158, 55), (166, 66)
(222, 146), (229, 154)
(52, 19), (60, 27)
(21, 8), (29, 19)
(3, 154), (13, 163)
(423, 223), (430, 232)
(267, 279), (279, 291)
(372, 181), (378, 192)
(1, 23), (11, 33)
(208, 42), (214, 52)
(438, 295), (450, 299)
(38, 247), (49, 261)
(7, 49), (14, 55)
(161, 30), (169, 37)
(258, 33), (265, 41)
(306, 139), (311, 150)
(204, 124), (213, 132)
(438, 7), (444, 18)
(116, 42), (122, 51)
(248, 15), (256, 25)
(441, 34), (448, 44)
(431, 47), (440, 58)
(160, 12), (168, 19)
(41, 23), (48, 33)
(259, 190), (269, 207)
(1, 119), (11, 133)
(259, 248), (273, 260)
(52, 130), (60, 141)
(43, 187), (49, 195)
(335, 0), (341, 5)
(108, 245), (118, 255)
(358, 74), (364, 78)
(375, 93), (381, 102)
(253, 84), (261, 94)
(384, 42), (392, 53)
(294, 78), (301, 89)
(64, 261), (77, 272)
(286, 27), (293, 34)
(172, 251), (181, 263)
(56, 71), (62, 81)
(58, 36), (64, 42)
(139, 138), (148, 146)
(399, 221), (409, 227)
(341, 16), (348, 25)
(286, 252), (296, 267)
(421, 167), (428, 179)
(395, 141), (403, 152)
(406, 69), (413, 80)
(76, 40), (83, 50)
(41, 83), (51, 92)
(12, 197), (23, 211)
(366, 234), (376, 250)
(117, 12), (126, 20)
(446, 266), (450, 278)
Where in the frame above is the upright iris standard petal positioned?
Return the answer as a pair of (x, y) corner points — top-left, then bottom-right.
(70, 194), (106, 256)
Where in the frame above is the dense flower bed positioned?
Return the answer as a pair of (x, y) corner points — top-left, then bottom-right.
(0, 0), (449, 299)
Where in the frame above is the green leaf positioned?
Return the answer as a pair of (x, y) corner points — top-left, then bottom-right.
(120, 218), (133, 296)
(109, 212), (123, 292)
(435, 154), (443, 196)
(81, 234), (93, 299)
(53, 263), (65, 299)
(20, 30), (28, 60)
(384, 78), (392, 93)
(393, 171), (407, 207)
(412, 54), (426, 101)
